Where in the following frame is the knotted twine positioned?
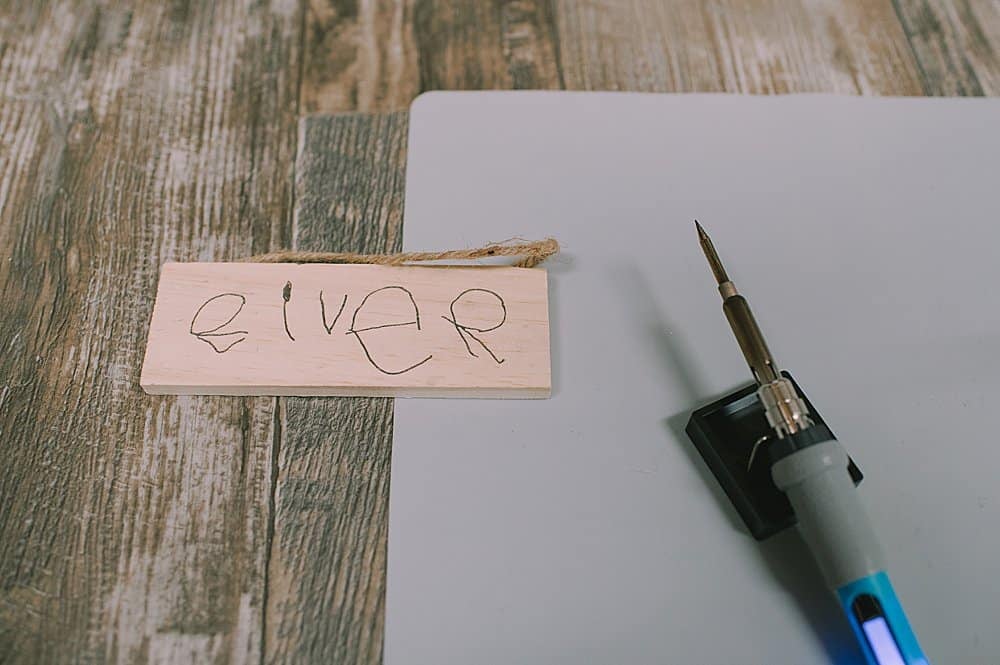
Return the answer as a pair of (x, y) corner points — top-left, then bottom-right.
(246, 238), (559, 269)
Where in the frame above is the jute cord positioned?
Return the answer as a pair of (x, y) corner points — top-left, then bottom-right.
(246, 238), (559, 269)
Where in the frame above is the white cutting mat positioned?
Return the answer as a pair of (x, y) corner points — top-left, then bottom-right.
(387, 92), (1000, 664)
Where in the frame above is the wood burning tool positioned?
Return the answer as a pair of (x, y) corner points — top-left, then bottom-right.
(686, 222), (928, 665)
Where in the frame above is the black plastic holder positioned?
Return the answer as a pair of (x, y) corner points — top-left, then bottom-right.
(685, 372), (862, 541)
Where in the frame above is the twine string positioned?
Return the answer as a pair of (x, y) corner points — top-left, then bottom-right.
(246, 238), (559, 268)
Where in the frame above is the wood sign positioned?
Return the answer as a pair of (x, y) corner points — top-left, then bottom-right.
(140, 262), (551, 398)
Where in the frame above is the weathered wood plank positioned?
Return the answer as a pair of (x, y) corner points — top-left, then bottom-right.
(413, 0), (564, 91)
(0, 2), (301, 662)
(299, 0), (421, 113)
(296, 0), (1000, 109)
(892, 0), (1000, 95)
(300, 0), (564, 113)
(264, 113), (407, 664)
(554, 0), (926, 94)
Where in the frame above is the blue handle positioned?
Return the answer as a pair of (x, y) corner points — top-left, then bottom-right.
(772, 442), (929, 664)
(837, 572), (928, 665)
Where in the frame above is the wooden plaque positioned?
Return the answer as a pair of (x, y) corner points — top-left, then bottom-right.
(140, 262), (550, 398)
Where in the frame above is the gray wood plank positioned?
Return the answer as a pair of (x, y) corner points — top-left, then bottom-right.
(413, 0), (564, 92)
(264, 112), (408, 664)
(554, 0), (925, 94)
(0, 2), (302, 662)
(892, 0), (1000, 95)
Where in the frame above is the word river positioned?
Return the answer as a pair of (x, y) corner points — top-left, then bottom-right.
(141, 262), (551, 398)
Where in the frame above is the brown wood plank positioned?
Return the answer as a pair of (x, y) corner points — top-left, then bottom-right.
(300, 0), (564, 113)
(413, 0), (564, 91)
(892, 0), (1000, 95)
(281, 3), (948, 662)
(263, 113), (407, 664)
(0, 2), (301, 662)
(299, 0), (421, 113)
(298, 0), (941, 115)
(554, 0), (926, 94)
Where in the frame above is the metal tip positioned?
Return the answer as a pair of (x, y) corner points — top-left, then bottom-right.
(695, 219), (707, 239)
(695, 221), (730, 285)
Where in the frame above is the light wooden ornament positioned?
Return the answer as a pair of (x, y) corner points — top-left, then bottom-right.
(140, 262), (551, 397)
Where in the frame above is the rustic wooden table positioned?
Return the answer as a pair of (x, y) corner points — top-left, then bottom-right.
(1, 2), (997, 663)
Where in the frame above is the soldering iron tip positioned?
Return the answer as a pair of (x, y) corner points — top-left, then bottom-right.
(694, 220), (730, 285)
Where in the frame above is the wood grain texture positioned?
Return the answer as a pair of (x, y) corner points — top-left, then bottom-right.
(300, 0), (564, 113)
(0, 1), (301, 662)
(554, 0), (926, 94)
(413, 0), (564, 91)
(141, 262), (550, 397)
(300, 0), (421, 113)
(892, 0), (1000, 95)
(263, 113), (408, 664)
